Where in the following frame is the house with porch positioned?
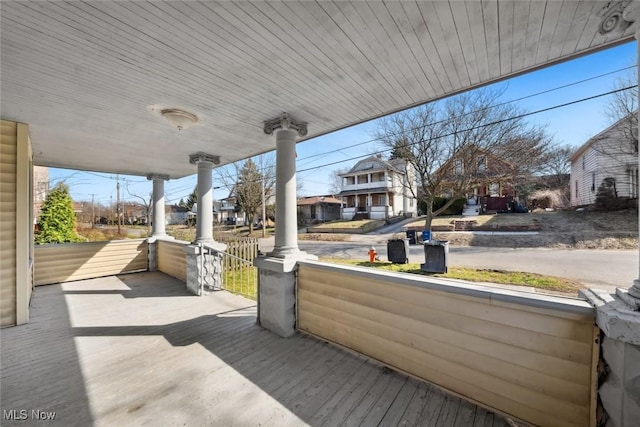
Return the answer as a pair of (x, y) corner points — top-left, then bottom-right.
(570, 115), (639, 207)
(436, 146), (516, 213)
(339, 156), (418, 220)
(2, 2), (640, 427)
(297, 195), (342, 224)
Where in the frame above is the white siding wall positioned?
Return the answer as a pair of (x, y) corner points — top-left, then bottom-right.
(571, 123), (638, 207)
(0, 120), (32, 327)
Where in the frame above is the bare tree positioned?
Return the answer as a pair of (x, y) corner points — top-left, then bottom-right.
(329, 167), (349, 195)
(605, 73), (638, 154)
(126, 185), (152, 230)
(375, 87), (553, 230)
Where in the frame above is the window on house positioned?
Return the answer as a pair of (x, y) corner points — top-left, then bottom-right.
(370, 194), (384, 206)
(591, 172), (596, 192)
(477, 156), (486, 172)
(488, 183), (500, 196)
(575, 180), (578, 199)
(454, 159), (463, 175)
(631, 168), (638, 198)
(582, 156), (585, 170)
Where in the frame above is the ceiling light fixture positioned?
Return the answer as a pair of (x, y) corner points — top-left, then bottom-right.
(161, 108), (198, 130)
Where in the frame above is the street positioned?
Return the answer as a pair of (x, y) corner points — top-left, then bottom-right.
(259, 237), (637, 290)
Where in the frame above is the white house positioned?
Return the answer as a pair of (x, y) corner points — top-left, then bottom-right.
(569, 116), (638, 207)
(338, 156), (417, 220)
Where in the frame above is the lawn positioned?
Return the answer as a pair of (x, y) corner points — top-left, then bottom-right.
(222, 266), (257, 300)
(309, 219), (385, 230)
(320, 258), (581, 294)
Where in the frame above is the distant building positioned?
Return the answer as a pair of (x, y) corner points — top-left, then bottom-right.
(297, 196), (342, 224)
(165, 205), (188, 225)
(338, 156), (417, 220)
(33, 166), (49, 222)
(569, 116), (638, 207)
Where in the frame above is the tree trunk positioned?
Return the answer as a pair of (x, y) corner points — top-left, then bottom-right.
(423, 197), (434, 231)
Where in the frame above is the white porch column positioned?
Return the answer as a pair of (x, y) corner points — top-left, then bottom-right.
(189, 152), (219, 243)
(254, 113), (317, 337)
(271, 127), (299, 256)
(184, 152), (225, 297)
(147, 174), (169, 237)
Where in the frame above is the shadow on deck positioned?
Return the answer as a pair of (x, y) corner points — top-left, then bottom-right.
(1, 272), (510, 426)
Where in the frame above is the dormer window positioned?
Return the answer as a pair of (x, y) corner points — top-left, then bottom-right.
(477, 156), (486, 172)
(454, 159), (463, 175)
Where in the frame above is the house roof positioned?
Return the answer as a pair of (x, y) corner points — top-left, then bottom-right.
(165, 205), (188, 213)
(568, 114), (636, 162)
(297, 196), (342, 206)
(340, 156), (405, 176)
(1, 1), (633, 178)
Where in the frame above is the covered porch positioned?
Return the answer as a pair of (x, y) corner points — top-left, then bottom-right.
(1, 271), (510, 426)
(2, 2), (640, 426)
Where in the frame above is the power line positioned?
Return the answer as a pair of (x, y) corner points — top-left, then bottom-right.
(295, 65), (637, 164)
(295, 85), (637, 174)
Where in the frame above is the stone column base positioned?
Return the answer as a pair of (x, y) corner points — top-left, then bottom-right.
(254, 252), (317, 338)
(184, 242), (226, 296)
(147, 237), (158, 272)
(580, 288), (640, 427)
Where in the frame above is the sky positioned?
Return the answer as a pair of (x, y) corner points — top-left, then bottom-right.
(50, 41), (638, 207)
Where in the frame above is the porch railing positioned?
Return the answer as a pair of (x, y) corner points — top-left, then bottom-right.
(219, 251), (257, 300)
(197, 237), (258, 300)
(157, 239), (188, 282)
(296, 260), (597, 427)
(34, 239), (148, 286)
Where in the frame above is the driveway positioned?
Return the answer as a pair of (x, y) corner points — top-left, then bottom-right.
(259, 237), (637, 291)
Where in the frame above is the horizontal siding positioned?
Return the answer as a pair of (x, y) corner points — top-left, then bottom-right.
(297, 263), (596, 427)
(0, 120), (17, 327)
(34, 239), (148, 286)
(157, 240), (187, 283)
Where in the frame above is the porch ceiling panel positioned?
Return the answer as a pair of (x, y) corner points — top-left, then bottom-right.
(0, 1), (635, 178)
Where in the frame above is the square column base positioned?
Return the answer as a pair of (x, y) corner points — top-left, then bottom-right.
(184, 242), (227, 296)
(254, 252), (317, 338)
(581, 288), (640, 427)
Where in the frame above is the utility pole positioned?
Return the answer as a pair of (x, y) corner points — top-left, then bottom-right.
(261, 177), (266, 238)
(116, 175), (121, 234)
(90, 194), (96, 228)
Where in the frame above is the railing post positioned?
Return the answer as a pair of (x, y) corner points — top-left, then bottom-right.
(184, 241), (226, 296)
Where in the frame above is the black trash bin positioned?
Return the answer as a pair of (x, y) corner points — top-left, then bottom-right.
(406, 230), (417, 245)
(387, 239), (409, 264)
(420, 240), (449, 273)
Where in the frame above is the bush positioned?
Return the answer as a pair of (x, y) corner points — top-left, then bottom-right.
(528, 189), (569, 209)
(419, 197), (465, 216)
(35, 183), (82, 244)
(595, 177), (629, 211)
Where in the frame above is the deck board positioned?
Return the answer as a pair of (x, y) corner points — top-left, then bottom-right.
(1, 272), (514, 426)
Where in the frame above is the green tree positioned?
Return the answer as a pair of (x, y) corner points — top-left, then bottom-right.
(35, 183), (82, 244)
(235, 159), (263, 233)
(185, 187), (197, 211)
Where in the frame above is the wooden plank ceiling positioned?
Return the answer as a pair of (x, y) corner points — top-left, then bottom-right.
(0, 1), (635, 178)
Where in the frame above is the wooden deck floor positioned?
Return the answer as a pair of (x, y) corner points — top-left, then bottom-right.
(1, 272), (511, 426)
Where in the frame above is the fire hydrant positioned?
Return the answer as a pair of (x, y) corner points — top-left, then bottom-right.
(368, 246), (377, 262)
